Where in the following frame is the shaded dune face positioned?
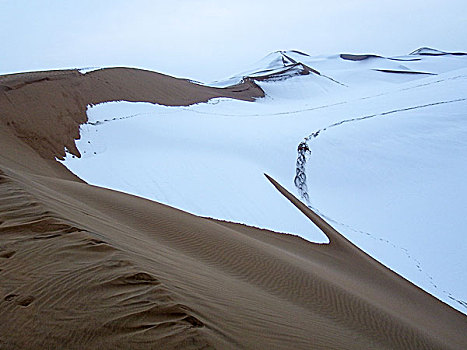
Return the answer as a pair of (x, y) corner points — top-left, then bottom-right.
(0, 69), (466, 349)
(0, 169), (211, 350)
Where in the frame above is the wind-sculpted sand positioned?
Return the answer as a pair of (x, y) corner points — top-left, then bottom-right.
(0, 68), (465, 349)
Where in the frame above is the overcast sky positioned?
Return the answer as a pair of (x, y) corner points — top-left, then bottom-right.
(1, 0), (466, 81)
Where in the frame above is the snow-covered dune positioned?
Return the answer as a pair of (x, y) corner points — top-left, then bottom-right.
(62, 48), (467, 313)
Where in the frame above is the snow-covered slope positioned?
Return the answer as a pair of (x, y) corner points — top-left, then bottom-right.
(63, 48), (467, 313)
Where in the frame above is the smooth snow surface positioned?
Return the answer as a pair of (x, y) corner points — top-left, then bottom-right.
(64, 49), (467, 313)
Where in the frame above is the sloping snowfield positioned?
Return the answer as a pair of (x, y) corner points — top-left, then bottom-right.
(63, 49), (467, 313)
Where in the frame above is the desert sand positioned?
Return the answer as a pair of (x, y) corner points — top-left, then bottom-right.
(0, 68), (466, 349)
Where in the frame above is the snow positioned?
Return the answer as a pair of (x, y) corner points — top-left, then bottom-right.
(63, 50), (467, 313)
(410, 47), (448, 55)
(78, 67), (102, 74)
(214, 49), (467, 90)
(65, 99), (330, 243)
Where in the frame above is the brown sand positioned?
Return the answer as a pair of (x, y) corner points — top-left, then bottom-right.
(0, 68), (466, 349)
(340, 53), (381, 61)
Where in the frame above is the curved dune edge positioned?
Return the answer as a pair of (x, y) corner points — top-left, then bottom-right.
(0, 67), (264, 160)
(1, 69), (466, 349)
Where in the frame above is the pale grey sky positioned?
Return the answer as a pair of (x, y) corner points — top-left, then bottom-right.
(1, 0), (466, 81)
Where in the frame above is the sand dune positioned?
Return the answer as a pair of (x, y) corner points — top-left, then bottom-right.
(0, 68), (264, 159)
(0, 68), (466, 349)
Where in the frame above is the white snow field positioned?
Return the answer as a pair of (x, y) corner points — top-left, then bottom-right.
(63, 48), (467, 313)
